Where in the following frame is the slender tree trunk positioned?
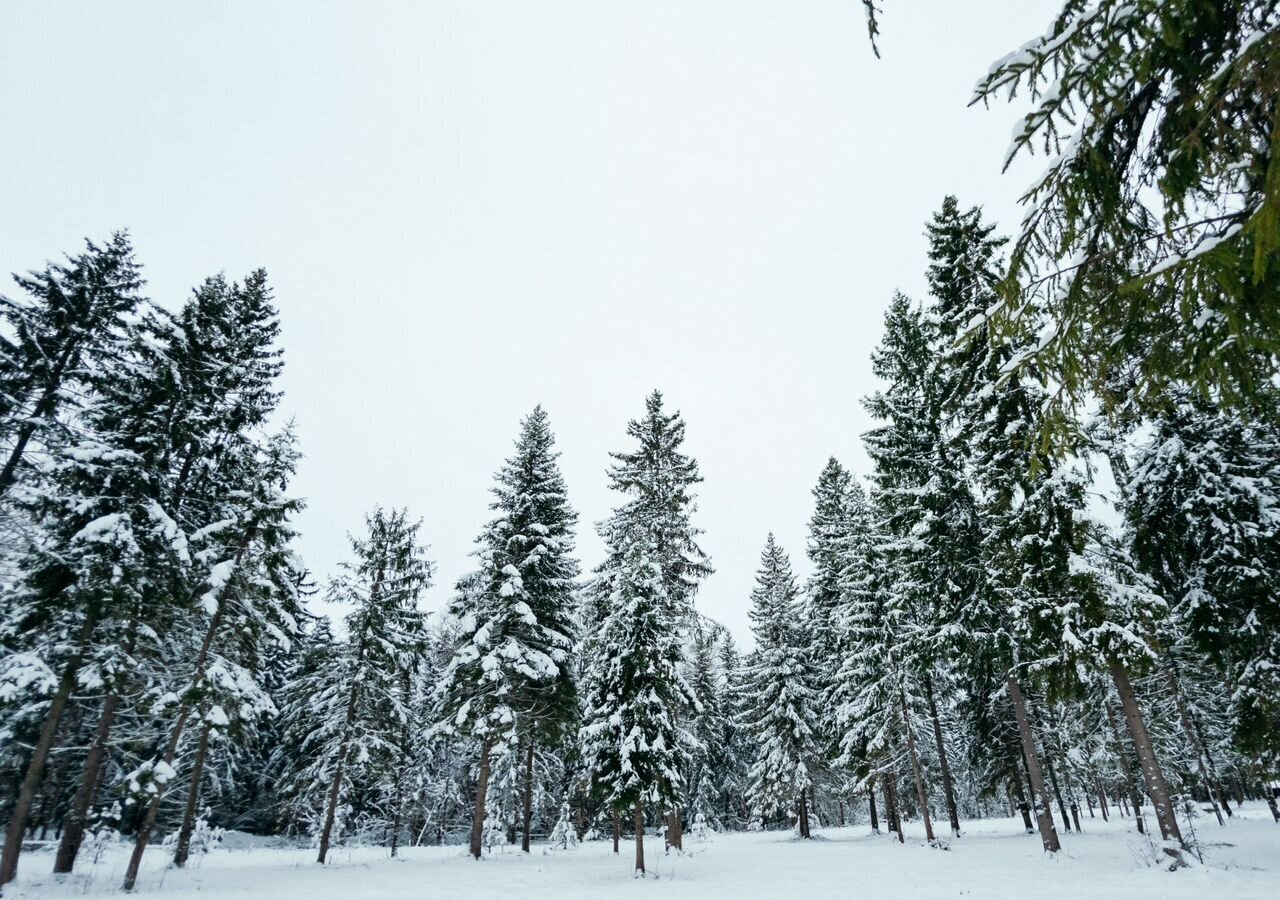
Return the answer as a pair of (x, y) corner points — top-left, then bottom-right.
(868, 778), (880, 834)
(900, 702), (935, 843)
(1110, 660), (1184, 863)
(469, 739), (493, 860)
(54, 691), (120, 873)
(1010, 767), (1034, 834)
(883, 765), (903, 844)
(1165, 664), (1225, 826)
(1041, 747), (1072, 832)
(173, 722), (213, 867)
(612, 811), (620, 854)
(1096, 778), (1109, 822)
(1, 610), (97, 886)
(924, 676), (961, 837)
(316, 739), (352, 863)
(838, 798), (846, 827)
(633, 802), (645, 876)
(1005, 674), (1060, 852)
(520, 737), (535, 853)
(797, 789), (811, 839)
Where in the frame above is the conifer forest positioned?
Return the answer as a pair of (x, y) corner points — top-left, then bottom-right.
(1, 1), (1278, 898)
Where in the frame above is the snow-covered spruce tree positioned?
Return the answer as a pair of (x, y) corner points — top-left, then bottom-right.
(0, 303), (187, 887)
(587, 390), (712, 853)
(115, 272), (303, 889)
(0, 232), (145, 495)
(682, 622), (728, 831)
(301, 508), (431, 864)
(1125, 390), (1280, 763)
(581, 391), (711, 870)
(434, 405), (579, 858)
(742, 535), (820, 838)
(857, 293), (949, 845)
(168, 438), (310, 868)
(921, 199), (1067, 853)
(579, 530), (695, 876)
(714, 632), (751, 830)
(803, 457), (856, 811)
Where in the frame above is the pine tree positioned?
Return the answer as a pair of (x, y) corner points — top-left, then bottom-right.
(579, 391), (710, 872)
(307, 508), (431, 864)
(434, 406), (579, 858)
(579, 531), (693, 875)
(741, 535), (819, 838)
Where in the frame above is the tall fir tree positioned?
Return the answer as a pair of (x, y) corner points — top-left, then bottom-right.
(434, 406), (579, 858)
(741, 535), (820, 838)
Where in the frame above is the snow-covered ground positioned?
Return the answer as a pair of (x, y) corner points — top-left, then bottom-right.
(8, 805), (1277, 899)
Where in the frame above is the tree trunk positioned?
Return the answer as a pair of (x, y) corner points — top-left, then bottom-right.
(1010, 767), (1034, 834)
(520, 737), (535, 853)
(667, 806), (683, 851)
(838, 798), (846, 827)
(469, 739), (493, 860)
(1041, 746), (1072, 832)
(900, 690), (935, 843)
(316, 738), (352, 864)
(797, 789), (811, 839)
(1165, 663), (1225, 826)
(1, 611), (97, 886)
(173, 722), (213, 867)
(633, 803), (645, 876)
(868, 779), (880, 833)
(924, 676), (961, 837)
(1095, 778), (1109, 822)
(54, 690), (121, 874)
(612, 811), (620, 854)
(1005, 674), (1060, 852)
(1110, 660), (1184, 863)
(883, 765), (903, 844)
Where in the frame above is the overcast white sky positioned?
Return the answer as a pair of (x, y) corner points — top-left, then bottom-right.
(1, 0), (1061, 642)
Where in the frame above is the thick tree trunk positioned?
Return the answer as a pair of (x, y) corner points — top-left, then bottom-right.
(1005, 674), (1060, 852)
(520, 737), (535, 853)
(469, 740), (493, 860)
(925, 676), (961, 837)
(633, 803), (645, 876)
(797, 789), (811, 839)
(612, 811), (620, 854)
(1, 611), (96, 886)
(1110, 660), (1184, 863)
(173, 722), (213, 867)
(667, 806), (683, 851)
(54, 691), (121, 874)
(838, 799), (846, 827)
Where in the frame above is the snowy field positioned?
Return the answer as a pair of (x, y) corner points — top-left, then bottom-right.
(6, 805), (1277, 900)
